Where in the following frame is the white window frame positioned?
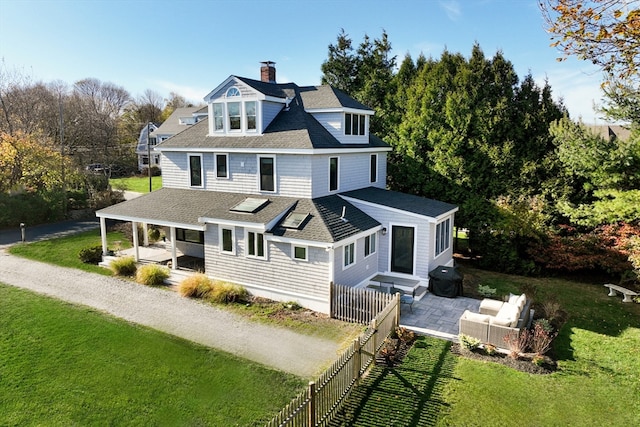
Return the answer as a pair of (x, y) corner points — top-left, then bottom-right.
(435, 218), (451, 256)
(246, 230), (266, 259)
(245, 101), (257, 132)
(258, 155), (276, 193)
(329, 156), (339, 192)
(220, 226), (235, 255)
(215, 153), (229, 179)
(292, 244), (308, 262)
(370, 154), (378, 183)
(227, 101), (242, 132)
(343, 241), (355, 269)
(344, 113), (367, 136)
(213, 103), (225, 132)
(188, 153), (203, 188)
(364, 232), (376, 258)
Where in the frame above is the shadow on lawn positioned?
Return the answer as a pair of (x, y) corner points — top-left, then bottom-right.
(329, 337), (457, 427)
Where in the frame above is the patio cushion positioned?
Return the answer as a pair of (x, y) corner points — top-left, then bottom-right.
(508, 293), (520, 305)
(490, 316), (512, 327)
(496, 303), (519, 327)
(462, 310), (491, 324)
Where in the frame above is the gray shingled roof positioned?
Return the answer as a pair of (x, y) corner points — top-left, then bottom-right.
(156, 87), (390, 151)
(340, 187), (458, 219)
(271, 196), (380, 242)
(151, 107), (202, 138)
(298, 85), (372, 111)
(97, 188), (379, 243)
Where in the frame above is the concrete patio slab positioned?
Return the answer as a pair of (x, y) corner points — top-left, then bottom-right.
(399, 293), (481, 341)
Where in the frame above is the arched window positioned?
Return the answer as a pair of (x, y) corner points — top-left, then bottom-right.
(226, 87), (240, 97)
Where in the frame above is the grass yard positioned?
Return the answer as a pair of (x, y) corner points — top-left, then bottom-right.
(8, 228), (130, 276)
(110, 175), (162, 193)
(0, 284), (305, 426)
(331, 267), (640, 427)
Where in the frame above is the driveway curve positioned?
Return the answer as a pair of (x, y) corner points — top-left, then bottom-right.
(0, 250), (341, 377)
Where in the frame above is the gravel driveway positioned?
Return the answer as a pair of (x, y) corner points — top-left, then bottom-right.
(0, 250), (341, 377)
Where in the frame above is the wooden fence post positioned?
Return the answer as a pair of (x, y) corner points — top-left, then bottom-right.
(371, 318), (378, 353)
(353, 337), (361, 384)
(308, 381), (316, 427)
(395, 293), (401, 329)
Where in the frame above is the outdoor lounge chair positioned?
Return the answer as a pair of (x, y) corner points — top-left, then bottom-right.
(395, 287), (415, 313)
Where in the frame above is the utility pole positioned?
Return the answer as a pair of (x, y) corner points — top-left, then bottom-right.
(59, 95), (66, 216)
(147, 121), (152, 192)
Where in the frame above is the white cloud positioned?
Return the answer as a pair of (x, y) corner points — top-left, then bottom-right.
(535, 67), (609, 124)
(150, 80), (210, 104)
(439, 0), (461, 21)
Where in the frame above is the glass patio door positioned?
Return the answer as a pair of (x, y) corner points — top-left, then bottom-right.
(390, 225), (414, 275)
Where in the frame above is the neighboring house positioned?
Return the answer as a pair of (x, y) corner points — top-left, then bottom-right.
(98, 62), (458, 314)
(586, 124), (631, 142)
(136, 122), (159, 170)
(136, 107), (207, 171)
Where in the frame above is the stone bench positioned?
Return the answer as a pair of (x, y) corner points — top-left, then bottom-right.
(604, 284), (639, 303)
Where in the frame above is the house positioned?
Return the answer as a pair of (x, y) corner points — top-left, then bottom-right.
(97, 62), (458, 314)
(136, 107), (207, 171)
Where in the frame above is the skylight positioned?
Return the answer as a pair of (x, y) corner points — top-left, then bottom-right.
(230, 198), (269, 213)
(282, 212), (310, 229)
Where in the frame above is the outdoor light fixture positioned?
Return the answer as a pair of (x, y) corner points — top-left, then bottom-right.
(381, 227), (387, 235)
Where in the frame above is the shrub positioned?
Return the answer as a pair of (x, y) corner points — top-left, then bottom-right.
(459, 334), (481, 351)
(503, 330), (530, 359)
(532, 354), (545, 366)
(112, 222), (145, 245)
(140, 166), (161, 177)
(178, 273), (214, 298)
(148, 227), (161, 242)
(519, 282), (538, 302)
(110, 256), (137, 276)
(477, 285), (497, 298)
(78, 245), (103, 264)
(533, 318), (554, 334)
(136, 264), (170, 286)
(379, 338), (398, 365)
(209, 282), (249, 304)
(394, 327), (416, 344)
(530, 323), (557, 356)
(484, 343), (497, 356)
(541, 299), (562, 323)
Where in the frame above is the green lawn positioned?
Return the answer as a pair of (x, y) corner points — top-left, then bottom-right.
(8, 228), (130, 275)
(110, 175), (162, 193)
(0, 284), (305, 426)
(332, 268), (640, 426)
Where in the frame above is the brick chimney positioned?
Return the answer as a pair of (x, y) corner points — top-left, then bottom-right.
(260, 61), (276, 83)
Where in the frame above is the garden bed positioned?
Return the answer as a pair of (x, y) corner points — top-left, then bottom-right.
(450, 343), (557, 374)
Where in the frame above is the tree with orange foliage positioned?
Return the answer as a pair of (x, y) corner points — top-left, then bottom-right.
(540, 0), (640, 81)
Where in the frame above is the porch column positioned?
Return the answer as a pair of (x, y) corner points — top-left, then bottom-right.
(132, 221), (140, 261)
(100, 217), (108, 256)
(170, 226), (177, 270)
(143, 222), (149, 247)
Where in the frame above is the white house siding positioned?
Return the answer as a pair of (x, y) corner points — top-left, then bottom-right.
(311, 152), (386, 198)
(333, 234), (381, 287)
(160, 151), (189, 188)
(160, 151), (214, 189)
(309, 111), (369, 145)
(277, 155), (312, 197)
(203, 225), (331, 311)
(343, 200), (436, 281)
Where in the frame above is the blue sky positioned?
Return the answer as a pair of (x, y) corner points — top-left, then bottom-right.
(0, 0), (609, 123)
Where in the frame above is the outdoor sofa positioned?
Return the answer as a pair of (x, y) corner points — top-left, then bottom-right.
(459, 293), (532, 348)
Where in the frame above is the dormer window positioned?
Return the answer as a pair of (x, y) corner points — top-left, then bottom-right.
(210, 87), (259, 135)
(345, 113), (366, 136)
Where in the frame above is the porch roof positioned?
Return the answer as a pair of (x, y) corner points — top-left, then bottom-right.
(96, 188), (380, 243)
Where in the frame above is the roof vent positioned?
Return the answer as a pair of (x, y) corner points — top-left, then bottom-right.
(260, 61), (276, 83)
(341, 206), (348, 222)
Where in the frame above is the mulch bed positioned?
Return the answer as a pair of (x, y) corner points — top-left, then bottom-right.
(450, 343), (557, 374)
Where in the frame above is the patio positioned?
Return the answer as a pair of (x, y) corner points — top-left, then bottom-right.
(399, 293), (481, 341)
